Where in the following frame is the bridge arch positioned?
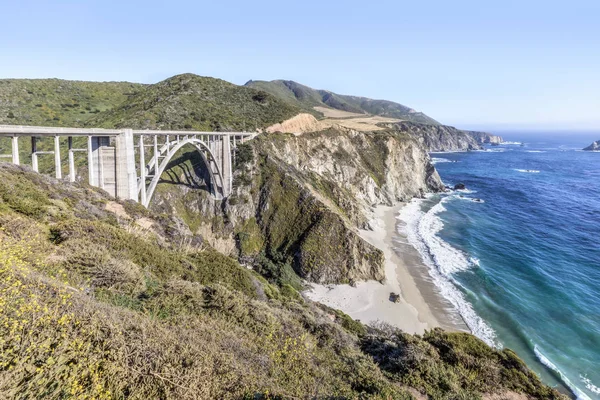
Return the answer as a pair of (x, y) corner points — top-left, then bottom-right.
(141, 137), (226, 207)
(0, 125), (255, 207)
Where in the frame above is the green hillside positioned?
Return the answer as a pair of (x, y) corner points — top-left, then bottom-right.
(245, 79), (440, 124)
(0, 78), (143, 127)
(0, 163), (566, 399)
(0, 74), (301, 174)
(89, 74), (301, 131)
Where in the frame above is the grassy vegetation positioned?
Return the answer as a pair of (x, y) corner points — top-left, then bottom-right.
(0, 78), (143, 127)
(0, 74), (302, 179)
(0, 163), (567, 399)
(245, 79), (440, 124)
(89, 74), (301, 131)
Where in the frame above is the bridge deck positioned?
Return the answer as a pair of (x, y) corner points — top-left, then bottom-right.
(0, 125), (254, 137)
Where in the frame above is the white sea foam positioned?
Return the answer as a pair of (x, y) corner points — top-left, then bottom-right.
(526, 150), (546, 153)
(398, 197), (498, 347)
(515, 169), (540, 173)
(455, 195), (485, 203)
(455, 188), (477, 194)
(581, 376), (600, 395)
(502, 141), (522, 145)
(431, 157), (452, 164)
(534, 346), (592, 400)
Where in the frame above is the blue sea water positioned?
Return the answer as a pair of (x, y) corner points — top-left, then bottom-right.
(402, 132), (600, 399)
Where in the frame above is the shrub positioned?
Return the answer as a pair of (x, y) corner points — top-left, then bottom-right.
(90, 258), (144, 292)
(0, 172), (50, 217)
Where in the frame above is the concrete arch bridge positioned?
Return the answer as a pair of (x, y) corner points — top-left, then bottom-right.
(0, 125), (255, 207)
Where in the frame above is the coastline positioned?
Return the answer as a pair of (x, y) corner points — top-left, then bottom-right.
(304, 203), (467, 335)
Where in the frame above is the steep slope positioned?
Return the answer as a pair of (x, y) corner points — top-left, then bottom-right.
(0, 162), (568, 399)
(90, 74), (301, 131)
(389, 121), (502, 151)
(0, 78), (143, 126)
(150, 126), (443, 284)
(245, 79), (440, 125)
(583, 140), (600, 150)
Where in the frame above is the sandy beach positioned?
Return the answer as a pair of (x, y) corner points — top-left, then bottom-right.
(305, 203), (466, 334)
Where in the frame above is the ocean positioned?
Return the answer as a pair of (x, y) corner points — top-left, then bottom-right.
(399, 132), (600, 399)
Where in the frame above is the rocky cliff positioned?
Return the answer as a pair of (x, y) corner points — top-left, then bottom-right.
(388, 121), (502, 151)
(467, 130), (503, 145)
(151, 126), (443, 285)
(583, 140), (600, 151)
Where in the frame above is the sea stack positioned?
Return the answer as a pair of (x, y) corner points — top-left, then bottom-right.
(583, 140), (600, 151)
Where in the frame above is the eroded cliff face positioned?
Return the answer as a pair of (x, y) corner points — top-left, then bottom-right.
(226, 127), (442, 284)
(389, 121), (502, 151)
(151, 126), (443, 285)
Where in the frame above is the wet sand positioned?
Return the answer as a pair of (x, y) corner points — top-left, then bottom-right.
(305, 203), (467, 334)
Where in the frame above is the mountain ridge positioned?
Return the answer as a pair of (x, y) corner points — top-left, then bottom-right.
(245, 79), (440, 125)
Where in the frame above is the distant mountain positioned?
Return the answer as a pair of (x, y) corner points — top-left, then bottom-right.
(583, 140), (600, 151)
(245, 79), (440, 125)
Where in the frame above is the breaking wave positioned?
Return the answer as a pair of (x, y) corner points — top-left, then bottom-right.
(398, 197), (498, 346)
(431, 157), (452, 164)
(534, 346), (593, 400)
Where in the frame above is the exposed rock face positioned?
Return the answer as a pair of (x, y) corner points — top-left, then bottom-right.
(152, 126), (443, 285)
(467, 130), (503, 145)
(226, 127), (443, 284)
(583, 140), (600, 151)
(265, 113), (322, 134)
(388, 121), (502, 152)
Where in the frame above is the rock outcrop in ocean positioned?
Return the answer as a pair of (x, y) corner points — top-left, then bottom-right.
(583, 140), (600, 151)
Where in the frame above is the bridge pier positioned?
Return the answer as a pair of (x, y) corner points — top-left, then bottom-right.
(54, 136), (61, 179)
(31, 137), (38, 172)
(115, 129), (138, 202)
(139, 135), (147, 205)
(87, 136), (95, 185)
(68, 137), (75, 182)
(11, 136), (19, 165)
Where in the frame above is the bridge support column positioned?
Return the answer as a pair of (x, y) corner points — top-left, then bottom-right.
(54, 136), (62, 179)
(222, 134), (232, 197)
(139, 135), (147, 206)
(115, 129), (138, 201)
(68, 137), (75, 182)
(31, 137), (38, 172)
(11, 136), (19, 165)
(87, 136), (96, 185)
(153, 135), (158, 172)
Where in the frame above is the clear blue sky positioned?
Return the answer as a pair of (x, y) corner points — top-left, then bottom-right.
(2, 0), (599, 130)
